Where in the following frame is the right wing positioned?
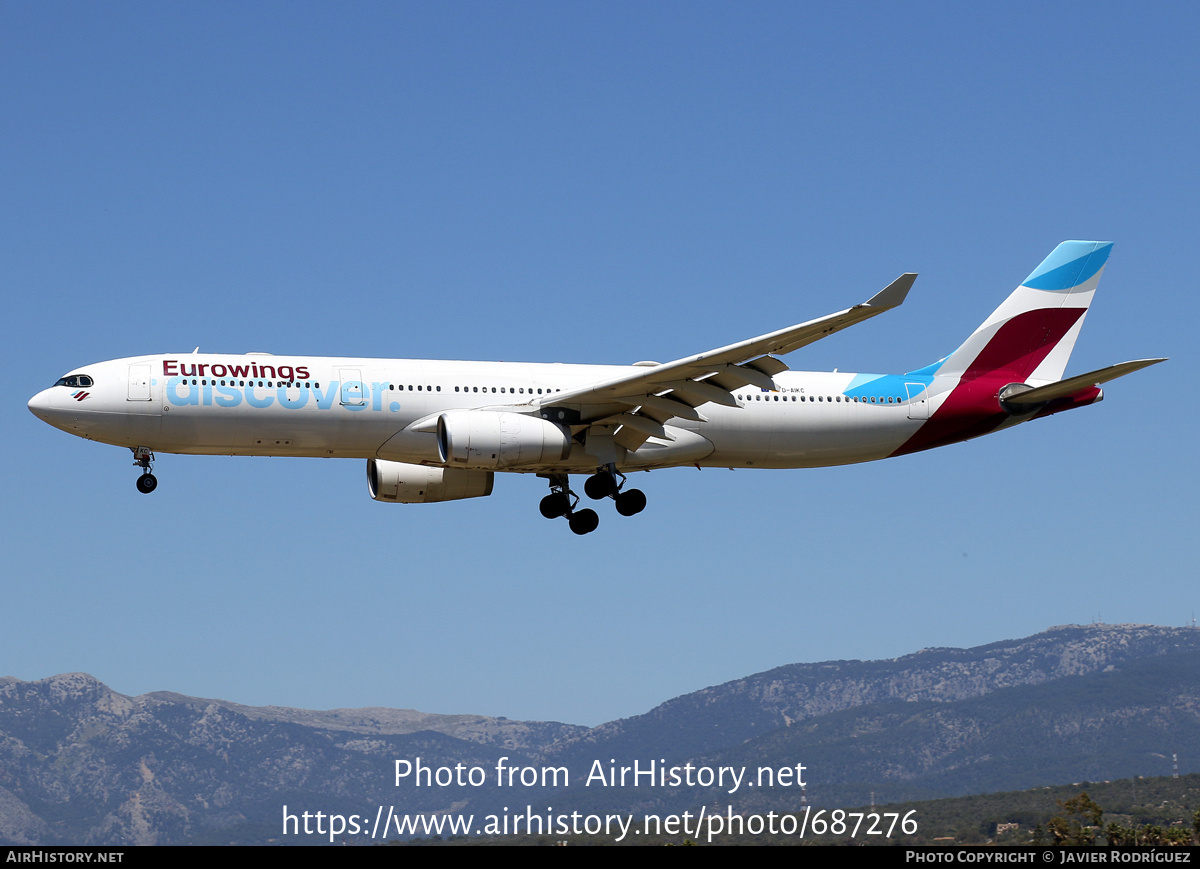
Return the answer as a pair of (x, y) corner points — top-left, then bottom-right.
(534, 273), (917, 449)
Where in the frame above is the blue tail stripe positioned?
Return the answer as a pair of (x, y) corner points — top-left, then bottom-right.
(1022, 241), (1112, 291)
(904, 357), (947, 377)
(844, 372), (933, 400)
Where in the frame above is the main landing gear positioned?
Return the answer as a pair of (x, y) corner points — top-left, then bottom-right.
(538, 468), (646, 535)
(132, 447), (157, 494)
(539, 474), (598, 535)
(584, 468), (647, 517)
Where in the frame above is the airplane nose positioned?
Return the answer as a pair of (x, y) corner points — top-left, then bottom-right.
(28, 389), (54, 422)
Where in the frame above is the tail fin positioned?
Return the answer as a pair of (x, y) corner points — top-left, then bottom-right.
(938, 241), (1112, 385)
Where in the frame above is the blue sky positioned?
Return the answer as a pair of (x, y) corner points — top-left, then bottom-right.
(2, 2), (1196, 728)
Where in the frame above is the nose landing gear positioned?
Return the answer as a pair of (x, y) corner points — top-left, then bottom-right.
(132, 447), (157, 494)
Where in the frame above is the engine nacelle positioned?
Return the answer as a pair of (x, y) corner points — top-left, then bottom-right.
(366, 459), (494, 503)
(437, 411), (572, 469)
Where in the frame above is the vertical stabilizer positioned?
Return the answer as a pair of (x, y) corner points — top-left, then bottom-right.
(938, 241), (1112, 385)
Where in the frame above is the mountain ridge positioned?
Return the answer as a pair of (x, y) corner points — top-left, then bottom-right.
(2, 623), (1197, 845)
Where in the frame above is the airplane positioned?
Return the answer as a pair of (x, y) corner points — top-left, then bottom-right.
(28, 241), (1164, 535)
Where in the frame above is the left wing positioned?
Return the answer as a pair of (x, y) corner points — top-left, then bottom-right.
(534, 273), (916, 450)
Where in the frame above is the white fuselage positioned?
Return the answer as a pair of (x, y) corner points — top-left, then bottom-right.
(28, 353), (935, 473)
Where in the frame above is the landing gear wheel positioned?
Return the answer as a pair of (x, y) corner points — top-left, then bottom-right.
(539, 492), (570, 519)
(568, 508), (599, 535)
(136, 473), (158, 494)
(614, 488), (646, 516)
(584, 472), (618, 500)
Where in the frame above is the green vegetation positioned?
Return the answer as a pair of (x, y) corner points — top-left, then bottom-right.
(438, 773), (1200, 845)
(877, 774), (1200, 846)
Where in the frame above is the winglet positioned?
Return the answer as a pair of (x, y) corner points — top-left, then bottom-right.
(864, 273), (917, 310)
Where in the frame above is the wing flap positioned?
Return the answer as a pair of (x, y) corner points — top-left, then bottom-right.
(744, 356), (789, 377)
(621, 392), (708, 422)
(650, 378), (739, 408)
(595, 412), (673, 440)
(706, 362), (781, 392)
(614, 425), (650, 452)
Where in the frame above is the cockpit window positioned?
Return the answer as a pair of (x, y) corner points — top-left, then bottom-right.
(54, 374), (94, 388)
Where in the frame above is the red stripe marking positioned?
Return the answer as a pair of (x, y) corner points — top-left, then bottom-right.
(891, 307), (1087, 456)
(963, 308), (1085, 383)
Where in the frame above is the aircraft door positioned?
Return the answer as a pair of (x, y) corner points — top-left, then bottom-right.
(339, 368), (366, 406)
(906, 382), (929, 420)
(128, 363), (152, 401)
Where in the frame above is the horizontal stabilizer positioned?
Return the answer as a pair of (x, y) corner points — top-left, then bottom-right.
(1002, 358), (1166, 405)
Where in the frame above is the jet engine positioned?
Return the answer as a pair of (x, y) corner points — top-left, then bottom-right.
(436, 411), (572, 469)
(366, 459), (493, 503)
